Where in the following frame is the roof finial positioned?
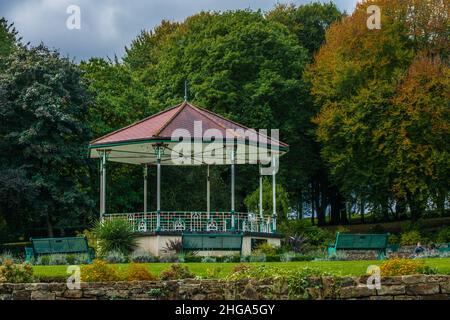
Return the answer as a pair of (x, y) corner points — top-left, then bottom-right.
(184, 80), (188, 101)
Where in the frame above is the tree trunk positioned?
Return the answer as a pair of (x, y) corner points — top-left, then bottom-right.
(310, 184), (315, 226)
(381, 200), (389, 222)
(395, 196), (406, 220)
(436, 189), (446, 217)
(46, 213), (54, 237)
(360, 198), (365, 223)
(329, 186), (346, 225)
(406, 192), (423, 222)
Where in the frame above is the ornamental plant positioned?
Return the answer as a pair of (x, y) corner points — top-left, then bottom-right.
(254, 242), (278, 255)
(80, 259), (120, 282)
(131, 250), (159, 263)
(379, 258), (436, 276)
(93, 219), (137, 256)
(160, 264), (194, 280)
(126, 263), (156, 281)
(0, 259), (34, 283)
(400, 230), (422, 246)
(436, 227), (450, 243)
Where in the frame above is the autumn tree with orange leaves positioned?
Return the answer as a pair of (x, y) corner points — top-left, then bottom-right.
(307, 0), (449, 221)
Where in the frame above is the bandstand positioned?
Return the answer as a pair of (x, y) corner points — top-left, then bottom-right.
(88, 101), (289, 256)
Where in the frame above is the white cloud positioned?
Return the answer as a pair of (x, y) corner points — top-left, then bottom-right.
(1, 0), (359, 62)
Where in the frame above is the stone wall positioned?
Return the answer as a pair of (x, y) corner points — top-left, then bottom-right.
(0, 275), (448, 300)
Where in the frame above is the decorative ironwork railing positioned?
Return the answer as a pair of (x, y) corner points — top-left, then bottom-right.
(102, 211), (275, 234)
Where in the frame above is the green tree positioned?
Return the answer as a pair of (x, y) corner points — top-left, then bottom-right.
(244, 179), (290, 222)
(0, 44), (94, 237)
(125, 10), (310, 214)
(308, 0), (449, 221)
(0, 18), (18, 60)
(267, 3), (344, 224)
(267, 2), (343, 56)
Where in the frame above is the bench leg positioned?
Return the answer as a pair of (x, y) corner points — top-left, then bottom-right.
(327, 247), (336, 257)
(376, 250), (387, 260)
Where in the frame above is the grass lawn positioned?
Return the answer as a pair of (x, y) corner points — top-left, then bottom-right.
(33, 258), (450, 280)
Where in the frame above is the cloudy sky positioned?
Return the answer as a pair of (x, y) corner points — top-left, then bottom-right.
(1, 0), (359, 62)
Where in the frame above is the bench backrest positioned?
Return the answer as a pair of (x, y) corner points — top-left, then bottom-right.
(335, 233), (388, 250)
(31, 237), (89, 255)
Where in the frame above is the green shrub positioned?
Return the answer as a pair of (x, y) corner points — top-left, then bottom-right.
(35, 255), (51, 266)
(400, 230), (422, 245)
(291, 254), (317, 262)
(283, 252), (319, 262)
(0, 242), (31, 258)
(146, 288), (166, 298)
(104, 250), (129, 264)
(286, 267), (330, 299)
(254, 242), (278, 255)
(183, 254), (202, 263)
(93, 219), (137, 256)
(245, 254), (266, 262)
(227, 264), (284, 280)
(222, 254), (241, 263)
(32, 253), (90, 266)
(159, 254), (180, 263)
(388, 234), (400, 245)
(0, 260), (34, 283)
(76, 229), (98, 253)
(265, 254), (280, 262)
(417, 265), (438, 275)
(278, 219), (310, 235)
(205, 266), (223, 279)
(66, 254), (76, 265)
(244, 179), (290, 218)
(160, 264), (194, 280)
(402, 220), (424, 233)
(325, 251), (348, 261)
(200, 256), (216, 263)
(81, 259), (120, 282)
(280, 252), (295, 262)
(414, 251), (450, 259)
(435, 227), (450, 243)
(301, 227), (334, 247)
(131, 250), (158, 263)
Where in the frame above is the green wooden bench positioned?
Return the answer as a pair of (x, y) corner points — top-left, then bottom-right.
(327, 232), (389, 260)
(25, 236), (95, 262)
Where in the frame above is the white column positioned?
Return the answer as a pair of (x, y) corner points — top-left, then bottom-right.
(259, 164), (263, 219)
(153, 143), (166, 231)
(230, 148), (235, 229)
(272, 155), (277, 232)
(207, 165), (210, 219)
(99, 150), (107, 221)
(143, 164), (148, 214)
(156, 156), (161, 230)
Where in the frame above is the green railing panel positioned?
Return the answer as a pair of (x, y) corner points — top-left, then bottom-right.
(103, 211), (275, 234)
(182, 234), (242, 251)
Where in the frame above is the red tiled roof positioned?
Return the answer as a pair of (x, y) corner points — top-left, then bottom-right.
(89, 101), (288, 148)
